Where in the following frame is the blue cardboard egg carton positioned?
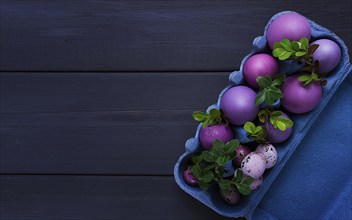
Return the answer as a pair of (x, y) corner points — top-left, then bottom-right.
(174, 11), (351, 218)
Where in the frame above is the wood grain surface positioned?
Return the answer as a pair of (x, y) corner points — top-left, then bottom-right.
(0, 72), (229, 175)
(0, 1), (351, 219)
(0, 175), (235, 220)
(1, 0), (351, 71)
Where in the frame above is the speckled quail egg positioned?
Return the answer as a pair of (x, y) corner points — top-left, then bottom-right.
(255, 144), (278, 169)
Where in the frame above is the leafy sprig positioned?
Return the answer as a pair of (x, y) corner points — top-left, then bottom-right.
(219, 169), (253, 195)
(272, 38), (318, 61)
(190, 139), (252, 195)
(243, 122), (267, 143)
(254, 74), (285, 106)
(272, 38), (327, 87)
(299, 61), (327, 86)
(258, 109), (293, 131)
(193, 108), (227, 128)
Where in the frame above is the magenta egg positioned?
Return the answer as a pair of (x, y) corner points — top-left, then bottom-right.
(220, 86), (259, 125)
(199, 124), (234, 150)
(264, 112), (293, 144)
(183, 166), (199, 186)
(282, 75), (322, 114)
(310, 39), (341, 73)
(243, 53), (279, 89)
(267, 13), (311, 49)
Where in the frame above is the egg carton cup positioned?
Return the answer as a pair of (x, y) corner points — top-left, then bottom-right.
(174, 11), (351, 219)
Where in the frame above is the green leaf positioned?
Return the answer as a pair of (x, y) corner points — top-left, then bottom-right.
(254, 90), (267, 106)
(279, 51), (293, 60)
(298, 74), (313, 86)
(235, 169), (244, 183)
(202, 151), (216, 162)
(265, 89), (283, 105)
(199, 181), (211, 191)
(300, 37), (309, 50)
(292, 41), (300, 51)
(242, 177), (254, 185)
(192, 154), (203, 164)
(191, 165), (202, 179)
(276, 120), (287, 131)
(254, 126), (263, 134)
(193, 108), (224, 127)
(244, 122), (256, 133)
(219, 179), (232, 193)
(273, 48), (287, 57)
(193, 111), (207, 122)
(211, 140), (224, 156)
(273, 42), (282, 49)
(235, 183), (252, 195)
(224, 139), (239, 154)
(270, 116), (276, 127)
(209, 108), (220, 118)
(216, 155), (230, 166)
(272, 74), (285, 86)
(256, 76), (272, 90)
(258, 110), (267, 123)
(295, 51), (307, 57)
(278, 117), (294, 128)
(271, 111), (282, 117)
(200, 171), (214, 183)
(280, 39), (293, 51)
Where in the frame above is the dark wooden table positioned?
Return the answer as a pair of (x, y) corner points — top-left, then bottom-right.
(1, 1), (351, 219)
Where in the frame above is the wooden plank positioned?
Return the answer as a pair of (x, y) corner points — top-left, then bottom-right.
(0, 175), (238, 220)
(0, 72), (229, 175)
(1, 0), (351, 71)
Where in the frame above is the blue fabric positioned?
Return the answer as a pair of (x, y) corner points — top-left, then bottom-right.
(252, 74), (352, 219)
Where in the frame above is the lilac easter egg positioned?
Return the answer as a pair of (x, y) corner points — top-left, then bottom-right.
(243, 53), (279, 89)
(310, 39), (341, 74)
(267, 13), (311, 49)
(220, 86), (259, 125)
(264, 112), (293, 144)
(282, 74), (322, 114)
(199, 124), (234, 150)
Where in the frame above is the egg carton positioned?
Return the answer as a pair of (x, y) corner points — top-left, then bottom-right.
(173, 11), (351, 219)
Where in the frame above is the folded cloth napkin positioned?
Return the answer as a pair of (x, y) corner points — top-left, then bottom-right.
(252, 74), (351, 220)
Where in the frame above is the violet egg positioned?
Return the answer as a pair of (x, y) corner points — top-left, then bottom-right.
(219, 185), (241, 205)
(243, 53), (279, 89)
(220, 86), (259, 125)
(267, 13), (311, 49)
(282, 74), (322, 114)
(241, 152), (266, 178)
(183, 166), (198, 186)
(264, 112), (293, 144)
(255, 144), (278, 169)
(233, 144), (252, 167)
(310, 39), (341, 74)
(199, 123), (234, 150)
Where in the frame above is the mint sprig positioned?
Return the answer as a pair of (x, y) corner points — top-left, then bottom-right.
(258, 109), (293, 131)
(193, 108), (226, 128)
(243, 122), (267, 143)
(190, 139), (252, 195)
(254, 74), (284, 106)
